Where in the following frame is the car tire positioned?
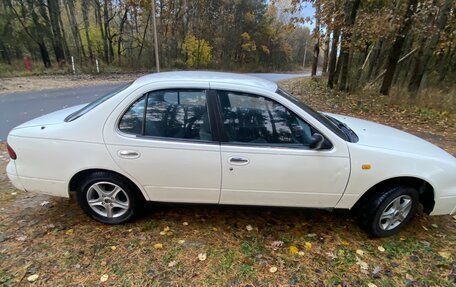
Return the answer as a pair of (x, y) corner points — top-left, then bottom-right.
(76, 171), (142, 224)
(357, 186), (419, 237)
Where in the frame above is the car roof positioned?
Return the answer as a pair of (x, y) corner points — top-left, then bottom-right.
(132, 71), (278, 92)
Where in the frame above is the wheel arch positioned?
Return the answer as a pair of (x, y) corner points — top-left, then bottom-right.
(68, 168), (148, 201)
(353, 176), (435, 214)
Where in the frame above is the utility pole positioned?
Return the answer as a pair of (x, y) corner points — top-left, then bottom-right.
(302, 40), (307, 71)
(151, 0), (160, 72)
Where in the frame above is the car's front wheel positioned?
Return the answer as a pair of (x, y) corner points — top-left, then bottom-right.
(76, 172), (142, 224)
(358, 186), (419, 237)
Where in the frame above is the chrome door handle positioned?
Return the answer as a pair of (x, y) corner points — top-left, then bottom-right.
(118, 150), (140, 159)
(228, 156), (250, 165)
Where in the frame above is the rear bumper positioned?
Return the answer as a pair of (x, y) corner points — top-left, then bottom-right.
(6, 160), (68, 197)
(6, 161), (26, 191)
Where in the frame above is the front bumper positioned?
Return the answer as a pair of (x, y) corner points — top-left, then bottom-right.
(6, 160), (26, 191)
(431, 195), (456, 215)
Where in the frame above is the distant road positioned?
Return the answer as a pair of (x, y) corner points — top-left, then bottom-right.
(0, 72), (310, 140)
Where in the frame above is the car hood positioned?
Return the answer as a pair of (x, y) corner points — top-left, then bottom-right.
(326, 113), (454, 160)
(12, 104), (86, 130)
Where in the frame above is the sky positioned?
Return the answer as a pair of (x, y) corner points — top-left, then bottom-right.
(300, 3), (316, 29)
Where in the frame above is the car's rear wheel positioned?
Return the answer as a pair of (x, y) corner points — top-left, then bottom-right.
(76, 172), (142, 224)
(358, 186), (419, 237)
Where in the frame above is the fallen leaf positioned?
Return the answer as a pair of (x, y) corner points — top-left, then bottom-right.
(304, 242), (312, 250)
(356, 249), (365, 256)
(270, 240), (284, 248)
(325, 252), (337, 259)
(16, 235), (27, 241)
(11, 192), (17, 195)
(377, 246), (385, 252)
(100, 274), (109, 282)
(182, 222), (189, 226)
(246, 225), (253, 231)
(356, 256), (368, 270)
(431, 224), (438, 228)
(269, 266), (278, 273)
(65, 229), (74, 235)
(438, 251), (451, 259)
(422, 225), (429, 231)
(212, 227), (218, 232)
(168, 260), (177, 267)
(298, 251), (305, 256)
(27, 274), (39, 282)
(405, 273), (414, 281)
(163, 226), (170, 232)
(153, 243), (163, 249)
(367, 283), (377, 287)
(110, 246), (117, 251)
(198, 253), (207, 261)
(178, 239), (185, 244)
(127, 229), (133, 232)
(166, 231), (173, 236)
(372, 266), (381, 275)
(159, 231), (166, 235)
(341, 241), (350, 246)
(400, 237), (406, 241)
(452, 215), (456, 221)
(289, 245), (299, 255)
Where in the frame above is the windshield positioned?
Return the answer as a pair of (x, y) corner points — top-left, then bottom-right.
(65, 82), (132, 122)
(276, 87), (350, 141)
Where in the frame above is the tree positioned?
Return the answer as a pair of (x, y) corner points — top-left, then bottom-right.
(338, 0), (361, 91)
(181, 35), (212, 68)
(408, 0), (452, 94)
(380, 0), (417, 95)
(47, 0), (66, 63)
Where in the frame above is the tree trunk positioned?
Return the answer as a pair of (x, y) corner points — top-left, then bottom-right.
(65, 0), (86, 59)
(117, 7), (128, 64)
(327, 29), (340, 88)
(380, 0), (417, 95)
(38, 41), (52, 68)
(94, 1), (108, 63)
(137, 12), (151, 60)
(311, 0), (320, 77)
(103, 0), (114, 62)
(338, 0), (361, 91)
(321, 31), (330, 75)
(367, 38), (383, 81)
(47, 0), (65, 63)
(408, 0), (452, 95)
(82, 0), (93, 60)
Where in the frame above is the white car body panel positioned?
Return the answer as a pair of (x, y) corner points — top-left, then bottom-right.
(5, 71), (456, 216)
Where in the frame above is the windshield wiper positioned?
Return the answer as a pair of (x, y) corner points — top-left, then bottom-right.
(323, 114), (359, 143)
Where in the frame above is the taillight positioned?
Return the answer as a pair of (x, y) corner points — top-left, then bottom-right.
(6, 143), (17, 160)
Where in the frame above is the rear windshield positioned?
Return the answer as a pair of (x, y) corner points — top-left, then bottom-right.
(65, 82), (132, 122)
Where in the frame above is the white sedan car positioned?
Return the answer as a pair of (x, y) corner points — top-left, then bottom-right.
(6, 71), (456, 237)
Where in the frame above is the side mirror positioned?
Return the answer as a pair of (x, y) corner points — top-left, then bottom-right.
(309, 133), (325, 150)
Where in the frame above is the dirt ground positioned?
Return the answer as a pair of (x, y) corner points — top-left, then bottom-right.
(0, 73), (145, 94)
(0, 78), (455, 286)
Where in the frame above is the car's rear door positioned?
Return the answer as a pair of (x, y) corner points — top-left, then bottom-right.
(213, 89), (350, 208)
(103, 82), (222, 203)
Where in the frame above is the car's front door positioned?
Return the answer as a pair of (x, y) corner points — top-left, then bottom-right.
(104, 87), (221, 203)
(216, 90), (350, 208)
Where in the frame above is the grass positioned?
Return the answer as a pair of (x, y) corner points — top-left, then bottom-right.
(0, 78), (455, 286)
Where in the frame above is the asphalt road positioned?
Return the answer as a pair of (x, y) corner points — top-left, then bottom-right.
(0, 72), (309, 140)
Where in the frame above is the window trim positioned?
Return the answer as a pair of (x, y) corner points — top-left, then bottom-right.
(213, 89), (333, 150)
(116, 88), (220, 144)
